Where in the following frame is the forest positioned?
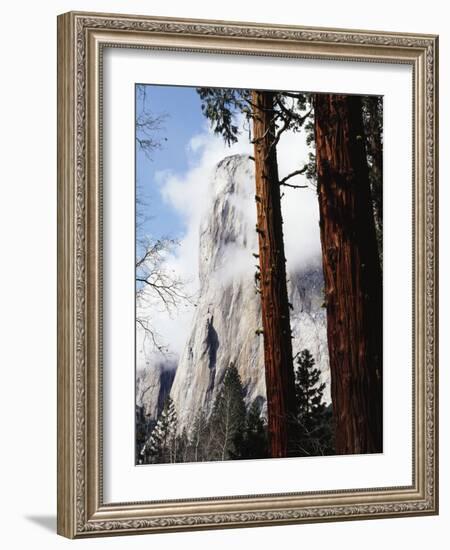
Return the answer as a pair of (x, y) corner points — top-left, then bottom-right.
(136, 86), (383, 464)
(138, 350), (333, 464)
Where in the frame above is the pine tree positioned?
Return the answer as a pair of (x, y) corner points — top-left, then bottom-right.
(208, 363), (246, 461)
(241, 399), (268, 459)
(175, 428), (190, 463)
(141, 396), (178, 464)
(294, 349), (326, 418)
(291, 349), (334, 457)
(135, 405), (154, 464)
(189, 409), (211, 462)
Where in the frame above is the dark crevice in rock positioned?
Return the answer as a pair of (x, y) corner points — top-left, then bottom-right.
(205, 316), (219, 398)
(156, 367), (176, 416)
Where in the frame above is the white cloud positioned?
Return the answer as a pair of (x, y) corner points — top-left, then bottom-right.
(159, 121), (252, 290)
(277, 129), (322, 273)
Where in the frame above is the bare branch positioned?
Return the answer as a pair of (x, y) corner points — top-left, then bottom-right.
(136, 85), (168, 159)
(136, 318), (168, 355)
(136, 237), (195, 354)
(280, 182), (308, 190)
(279, 165), (309, 188)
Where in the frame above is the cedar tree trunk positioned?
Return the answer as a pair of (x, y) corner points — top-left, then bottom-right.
(252, 90), (296, 458)
(314, 93), (383, 455)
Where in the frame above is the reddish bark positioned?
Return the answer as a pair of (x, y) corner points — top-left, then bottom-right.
(314, 93), (383, 454)
(252, 90), (297, 458)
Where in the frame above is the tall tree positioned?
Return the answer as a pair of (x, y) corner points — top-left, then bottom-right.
(135, 404), (153, 464)
(251, 90), (297, 457)
(292, 349), (334, 456)
(140, 396), (178, 463)
(314, 94), (383, 454)
(189, 409), (211, 462)
(197, 88), (309, 457)
(241, 398), (268, 459)
(208, 364), (246, 461)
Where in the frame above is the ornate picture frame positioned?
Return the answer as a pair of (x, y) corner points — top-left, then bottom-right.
(57, 11), (438, 538)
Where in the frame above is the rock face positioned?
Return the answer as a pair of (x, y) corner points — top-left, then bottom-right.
(136, 361), (176, 420)
(136, 154), (330, 431)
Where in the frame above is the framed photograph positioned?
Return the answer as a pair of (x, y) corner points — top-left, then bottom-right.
(57, 11), (439, 538)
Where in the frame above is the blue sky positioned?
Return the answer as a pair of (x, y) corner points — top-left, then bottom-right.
(136, 84), (206, 242)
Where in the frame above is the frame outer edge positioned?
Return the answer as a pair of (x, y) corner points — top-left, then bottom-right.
(431, 35), (439, 515)
(56, 10), (439, 538)
(63, 10), (438, 40)
(57, 12), (77, 539)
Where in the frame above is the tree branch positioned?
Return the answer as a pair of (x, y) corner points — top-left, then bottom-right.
(136, 237), (194, 354)
(279, 166), (309, 188)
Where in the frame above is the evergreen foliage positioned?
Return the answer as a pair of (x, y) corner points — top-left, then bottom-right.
(141, 396), (178, 464)
(240, 399), (268, 459)
(196, 88), (312, 151)
(290, 349), (334, 456)
(135, 405), (154, 464)
(139, 352), (335, 464)
(197, 88), (252, 145)
(208, 363), (247, 461)
(189, 409), (211, 462)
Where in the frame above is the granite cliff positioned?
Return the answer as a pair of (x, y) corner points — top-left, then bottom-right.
(136, 154), (330, 430)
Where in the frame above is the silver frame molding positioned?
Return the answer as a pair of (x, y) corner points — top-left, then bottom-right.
(57, 11), (439, 538)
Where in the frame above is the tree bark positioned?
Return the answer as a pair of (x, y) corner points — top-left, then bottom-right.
(252, 90), (297, 458)
(314, 93), (383, 454)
